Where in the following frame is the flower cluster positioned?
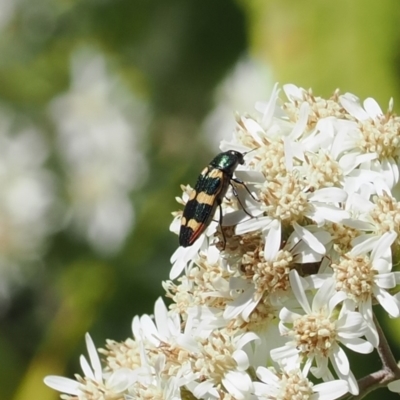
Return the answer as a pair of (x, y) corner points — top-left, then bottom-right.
(0, 116), (55, 298)
(45, 84), (400, 399)
(49, 49), (148, 254)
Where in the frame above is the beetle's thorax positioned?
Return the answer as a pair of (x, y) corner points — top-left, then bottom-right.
(209, 150), (244, 175)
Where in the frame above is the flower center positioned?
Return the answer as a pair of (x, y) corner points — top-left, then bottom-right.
(325, 222), (360, 254)
(284, 88), (345, 128)
(255, 138), (287, 181)
(370, 193), (400, 245)
(291, 311), (337, 358)
(331, 254), (375, 303)
(358, 114), (400, 159)
(100, 338), (141, 371)
(194, 331), (237, 383)
(228, 293), (277, 334)
(242, 249), (293, 298)
(304, 150), (343, 189)
(259, 174), (308, 223)
(276, 370), (314, 400)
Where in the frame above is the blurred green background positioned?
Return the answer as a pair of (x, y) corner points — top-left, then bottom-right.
(1, 0), (400, 399)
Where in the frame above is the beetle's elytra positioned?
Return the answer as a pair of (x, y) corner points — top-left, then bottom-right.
(179, 150), (247, 248)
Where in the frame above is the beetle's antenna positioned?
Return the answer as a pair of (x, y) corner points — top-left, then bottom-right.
(243, 148), (257, 156)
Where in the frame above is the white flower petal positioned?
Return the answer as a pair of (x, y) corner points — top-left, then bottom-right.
(224, 286), (257, 321)
(223, 210), (251, 226)
(261, 82), (280, 128)
(223, 371), (252, 399)
(308, 205), (349, 224)
(232, 349), (250, 371)
(256, 366), (280, 384)
(80, 355), (94, 381)
(235, 215), (272, 235)
(339, 152), (377, 175)
(284, 136), (294, 171)
(253, 381), (278, 397)
(279, 307), (302, 324)
(343, 219), (374, 231)
(107, 368), (138, 392)
(242, 118), (265, 143)
(235, 170), (265, 183)
(290, 101), (309, 140)
(44, 376), (80, 395)
(308, 187), (348, 203)
(359, 301), (379, 347)
(394, 272), (400, 284)
(311, 380), (349, 400)
(375, 273), (396, 289)
(235, 332), (260, 350)
(337, 311), (365, 335)
(344, 370), (359, 395)
(293, 222), (325, 255)
(381, 157), (398, 189)
(363, 97), (383, 120)
(371, 231), (396, 261)
(374, 287), (400, 317)
(153, 297), (170, 338)
(192, 380), (216, 399)
(169, 249), (189, 280)
(330, 121), (359, 157)
(283, 83), (305, 101)
(264, 220), (281, 261)
(389, 157), (399, 185)
(327, 290), (347, 314)
(85, 333), (102, 382)
(313, 278), (335, 311)
(139, 314), (159, 345)
(340, 94), (369, 121)
(289, 270), (312, 314)
(339, 337), (373, 354)
(176, 334), (200, 354)
(330, 344), (349, 375)
(270, 343), (299, 362)
(350, 235), (380, 256)
(372, 259), (391, 275)
(207, 244), (220, 265)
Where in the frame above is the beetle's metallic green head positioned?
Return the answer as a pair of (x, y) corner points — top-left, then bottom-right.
(210, 150), (244, 174)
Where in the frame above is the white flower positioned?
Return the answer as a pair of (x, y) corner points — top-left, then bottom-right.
(49, 48), (148, 254)
(132, 297), (182, 346)
(44, 333), (137, 398)
(344, 190), (400, 253)
(253, 364), (349, 400)
(271, 270), (373, 395)
(0, 118), (55, 296)
(183, 330), (257, 400)
(224, 228), (324, 323)
(234, 170), (349, 257)
(330, 231), (400, 346)
(298, 118), (380, 195)
(134, 299), (257, 400)
(45, 83), (400, 400)
(339, 93), (400, 191)
(124, 354), (186, 400)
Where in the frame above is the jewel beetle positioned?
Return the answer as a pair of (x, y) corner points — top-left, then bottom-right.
(179, 149), (254, 248)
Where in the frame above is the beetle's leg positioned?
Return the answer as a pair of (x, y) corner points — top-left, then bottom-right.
(230, 182), (255, 218)
(218, 201), (226, 250)
(231, 177), (259, 201)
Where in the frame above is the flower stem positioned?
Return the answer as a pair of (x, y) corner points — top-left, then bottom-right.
(343, 313), (400, 399)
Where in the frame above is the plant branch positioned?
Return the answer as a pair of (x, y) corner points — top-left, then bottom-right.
(342, 313), (400, 400)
